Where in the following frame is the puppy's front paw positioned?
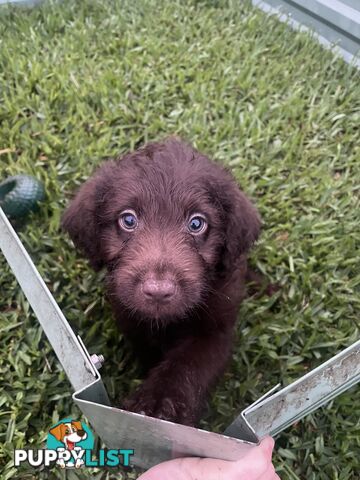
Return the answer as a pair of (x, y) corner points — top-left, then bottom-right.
(122, 388), (157, 417)
(122, 386), (197, 426)
(154, 396), (197, 426)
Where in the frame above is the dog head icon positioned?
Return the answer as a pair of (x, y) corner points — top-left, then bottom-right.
(49, 421), (87, 450)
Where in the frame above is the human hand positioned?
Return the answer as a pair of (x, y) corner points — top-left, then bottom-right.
(137, 436), (279, 480)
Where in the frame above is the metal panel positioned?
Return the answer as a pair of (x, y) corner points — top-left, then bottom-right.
(340, 0), (360, 10)
(73, 336), (360, 470)
(74, 379), (257, 470)
(0, 0), (41, 5)
(288, 0), (360, 37)
(253, 0), (360, 67)
(0, 208), (103, 394)
(225, 339), (360, 438)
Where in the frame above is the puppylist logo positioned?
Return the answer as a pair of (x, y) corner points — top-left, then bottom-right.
(14, 418), (134, 469)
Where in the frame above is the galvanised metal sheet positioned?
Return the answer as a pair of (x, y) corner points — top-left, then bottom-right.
(0, 208), (101, 393)
(74, 377), (258, 470)
(253, 0), (360, 67)
(225, 339), (360, 439)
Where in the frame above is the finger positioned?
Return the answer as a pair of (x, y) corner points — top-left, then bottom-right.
(229, 444), (272, 478)
(259, 436), (275, 457)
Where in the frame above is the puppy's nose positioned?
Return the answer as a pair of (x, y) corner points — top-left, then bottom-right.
(143, 279), (176, 301)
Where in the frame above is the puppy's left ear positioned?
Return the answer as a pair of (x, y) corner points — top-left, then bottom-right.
(62, 171), (107, 271)
(219, 180), (261, 273)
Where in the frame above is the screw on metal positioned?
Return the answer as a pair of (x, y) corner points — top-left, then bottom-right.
(90, 354), (105, 370)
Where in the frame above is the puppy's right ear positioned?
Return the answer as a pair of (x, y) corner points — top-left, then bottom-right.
(62, 175), (104, 270)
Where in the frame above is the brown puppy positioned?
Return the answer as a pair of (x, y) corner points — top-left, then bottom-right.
(62, 137), (260, 426)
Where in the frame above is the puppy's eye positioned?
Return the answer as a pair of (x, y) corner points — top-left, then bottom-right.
(119, 210), (138, 231)
(188, 214), (207, 235)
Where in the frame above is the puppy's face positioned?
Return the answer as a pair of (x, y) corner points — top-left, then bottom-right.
(99, 167), (224, 320)
(62, 139), (260, 322)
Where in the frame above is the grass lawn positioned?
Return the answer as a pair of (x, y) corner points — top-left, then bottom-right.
(0, 0), (359, 478)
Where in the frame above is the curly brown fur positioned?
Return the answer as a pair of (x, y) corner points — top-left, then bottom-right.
(62, 137), (261, 426)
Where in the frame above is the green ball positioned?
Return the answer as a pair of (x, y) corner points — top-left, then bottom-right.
(0, 175), (45, 218)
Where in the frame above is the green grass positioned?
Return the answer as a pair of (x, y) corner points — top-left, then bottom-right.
(0, 0), (359, 478)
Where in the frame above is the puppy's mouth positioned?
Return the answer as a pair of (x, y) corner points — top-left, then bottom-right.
(139, 301), (181, 321)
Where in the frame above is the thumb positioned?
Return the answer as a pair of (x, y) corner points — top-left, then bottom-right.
(228, 436), (275, 479)
(259, 436), (275, 457)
